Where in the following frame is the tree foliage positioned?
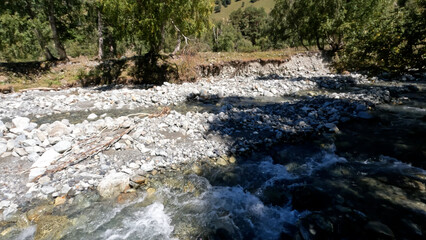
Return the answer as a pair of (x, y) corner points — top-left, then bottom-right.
(270, 0), (391, 51)
(102, 0), (213, 56)
(230, 6), (267, 45)
(339, 0), (426, 72)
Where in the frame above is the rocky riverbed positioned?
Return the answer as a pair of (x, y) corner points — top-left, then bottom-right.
(0, 53), (425, 239)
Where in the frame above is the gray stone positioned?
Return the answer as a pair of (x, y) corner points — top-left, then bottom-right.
(12, 117), (30, 130)
(29, 149), (60, 181)
(41, 186), (56, 195)
(38, 176), (51, 185)
(47, 122), (70, 137)
(97, 172), (129, 198)
(14, 148), (27, 156)
(36, 131), (47, 142)
(0, 143), (6, 155)
(53, 140), (72, 153)
(27, 153), (40, 162)
(87, 113), (98, 120)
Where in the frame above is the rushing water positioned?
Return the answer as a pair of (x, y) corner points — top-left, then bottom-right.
(2, 81), (426, 240)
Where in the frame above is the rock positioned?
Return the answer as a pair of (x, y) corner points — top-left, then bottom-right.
(357, 111), (373, 119)
(130, 176), (147, 185)
(34, 215), (70, 240)
(87, 113), (98, 120)
(117, 191), (138, 204)
(146, 187), (156, 195)
(324, 123), (339, 133)
(228, 156), (236, 164)
(217, 157), (228, 166)
(36, 131), (47, 142)
(38, 176), (51, 185)
(0, 143), (6, 155)
(47, 122), (70, 137)
(12, 117), (30, 130)
(31, 149), (60, 169)
(28, 168), (47, 182)
(97, 172), (130, 198)
(192, 164), (203, 175)
(54, 196), (67, 206)
(41, 186), (56, 195)
(0, 120), (5, 133)
(27, 205), (54, 222)
(0, 200), (11, 209)
(365, 221), (395, 239)
(53, 140), (72, 153)
(27, 153), (40, 162)
(14, 147), (27, 156)
(29, 149), (60, 181)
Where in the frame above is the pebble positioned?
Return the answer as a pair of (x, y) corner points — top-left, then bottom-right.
(87, 113), (98, 120)
(53, 140), (72, 153)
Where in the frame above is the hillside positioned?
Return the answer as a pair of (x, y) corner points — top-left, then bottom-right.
(212, 0), (275, 21)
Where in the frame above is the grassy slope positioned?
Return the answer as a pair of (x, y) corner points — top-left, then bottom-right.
(212, 0), (275, 21)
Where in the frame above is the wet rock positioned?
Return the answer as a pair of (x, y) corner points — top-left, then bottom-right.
(130, 175), (147, 185)
(324, 123), (339, 133)
(357, 111), (373, 119)
(26, 205), (54, 222)
(97, 172), (130, 198)
(216, 157), (228, 166)
(53, 140), (72, 153)
(365, 221), (395, 239)
(34, 215), (70, 240)
(117, 191), (138, 204)
(54, 196), (67, 206)
(146, 187), (156, 196)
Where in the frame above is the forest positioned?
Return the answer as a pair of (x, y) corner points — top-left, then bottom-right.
(0, 0), (425, 74)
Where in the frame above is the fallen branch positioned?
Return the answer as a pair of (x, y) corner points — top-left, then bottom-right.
(125, 106), (171, 118)
(19, 87), (60, 92)
(31, 126), (134, 182)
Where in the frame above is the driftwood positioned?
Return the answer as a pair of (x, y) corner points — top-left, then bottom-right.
(32, 126), (134, 182)
(125, 106), (171, 118)
(19, 87), (60, 92)
(30, 106), (171, 182)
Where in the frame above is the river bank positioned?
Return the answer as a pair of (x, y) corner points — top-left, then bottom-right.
(0, 53), (425, 239)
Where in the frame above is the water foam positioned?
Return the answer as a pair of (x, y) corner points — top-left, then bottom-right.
(170, 185), (304, 240)
(102, 202), (175, 240)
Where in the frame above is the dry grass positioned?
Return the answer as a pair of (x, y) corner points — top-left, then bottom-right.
(0, 56), (96, 91)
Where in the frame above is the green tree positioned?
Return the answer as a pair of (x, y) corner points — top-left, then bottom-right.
(270, 0), (391, 51)
(102, 0), (213, 59)
(340, 0), (425, 72)
(229, 6), (267, 45)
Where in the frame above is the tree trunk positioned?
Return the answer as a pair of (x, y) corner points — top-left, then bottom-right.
(316, 36), (324, 51)
(172, 34), (181, 55)
(34, 28), (56, 61)
(25, 0), (56, 61)
(97, 8), (104, 60)
(48, 4), (67, 60)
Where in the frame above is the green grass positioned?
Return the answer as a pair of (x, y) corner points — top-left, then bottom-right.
(212, 0), (276, 21)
